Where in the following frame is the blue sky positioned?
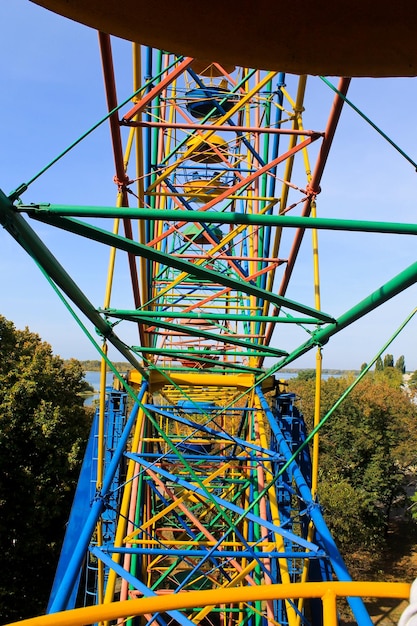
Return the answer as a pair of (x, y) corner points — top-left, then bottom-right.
(1, 1), (417, 371)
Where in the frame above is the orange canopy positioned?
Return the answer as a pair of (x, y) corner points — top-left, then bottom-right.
(31, 0), (417, 77)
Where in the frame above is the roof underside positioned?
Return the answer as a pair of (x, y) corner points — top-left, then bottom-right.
(31, 0), (417, 77)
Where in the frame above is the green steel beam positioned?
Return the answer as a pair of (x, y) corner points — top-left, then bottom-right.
(103, 308), (324, 325)
(0, 190), (146, 376)
(125, 314), (288, 356)
(29, 212), (335, 323)
(147, 355), (264, 373)
(132, 346), (277, 357)
(22, 203), (417, 235)
(265, 258), (417, 374)
(150, 364), (265, 373)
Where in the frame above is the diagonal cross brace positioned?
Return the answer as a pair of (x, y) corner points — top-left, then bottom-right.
(29, 211), (335, 323)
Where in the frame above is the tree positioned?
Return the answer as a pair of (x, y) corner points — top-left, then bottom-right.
(375, 356), (384, 371)
(0, 315), (91, 623)
(383, 354), (394, 368)
(288, 374), (417, 553)
(408, 370), (417, 390)
(395, 355), (406, 374)
(373, 354), (404, 388)
(374, 364), (403, 388)
(295, 369), (316, 381)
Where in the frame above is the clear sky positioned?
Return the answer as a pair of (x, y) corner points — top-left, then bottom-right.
(1, 1), (417, 371)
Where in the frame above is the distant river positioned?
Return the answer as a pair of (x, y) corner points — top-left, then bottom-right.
(83, 371), (117, 406)
(277, 372), (343, 381)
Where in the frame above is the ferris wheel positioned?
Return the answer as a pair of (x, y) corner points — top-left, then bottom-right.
(3, 2), (417, 625)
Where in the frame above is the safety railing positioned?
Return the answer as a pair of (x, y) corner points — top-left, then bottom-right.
(9, 581), (411, 626)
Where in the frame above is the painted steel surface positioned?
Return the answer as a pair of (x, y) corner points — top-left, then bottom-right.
(2, 17), (417, 626)
(6, 582), (412, 626)
(37, 57), (372, 625)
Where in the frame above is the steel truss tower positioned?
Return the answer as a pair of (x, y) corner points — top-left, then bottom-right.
(2, 33), (417, 626)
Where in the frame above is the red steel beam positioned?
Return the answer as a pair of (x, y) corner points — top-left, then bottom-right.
(123, 120), (323, 137)
(98, 32), (146, 345)
(122, 57), (195, 122)
(263, 77), (351, 350)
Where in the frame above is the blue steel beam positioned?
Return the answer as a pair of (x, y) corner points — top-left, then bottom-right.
(103, 547), (327, 559)
(90, 547), (196, 626)
(256, 386), (373, 626)
(126, 453), (320, 552)
(48, 382), (148, 614)
(144, 403), (282, 458)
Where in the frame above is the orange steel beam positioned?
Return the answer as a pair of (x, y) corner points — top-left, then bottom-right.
(144, 262), (280, 334)
(122, 57), (195, 122)
(146, 134), (321, 249)
(170, 255), (287, 262)
(279, 78), (351, 294)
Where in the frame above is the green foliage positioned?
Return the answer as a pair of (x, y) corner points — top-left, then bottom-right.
(395, 355), (406, 374)
(75, 359), (130, 372)
(408, 370), (417, 389)
(383, 354), (394, 368)
(295, 369), (316, 381)
(316, 477), (373, 549)
(374, 366), (404, 388)
(368, 353), (406, 388)
(375, 356), (384, 371)
(374, 354), (406, 379)
(288, 373), (417, 554)
(360, 362), (368, 372)
(0, 316), (91, 623)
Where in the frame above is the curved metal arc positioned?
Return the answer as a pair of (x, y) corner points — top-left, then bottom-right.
(9, 581), (410, 626)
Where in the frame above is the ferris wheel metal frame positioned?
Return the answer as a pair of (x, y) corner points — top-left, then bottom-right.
(2, 9), (417, 626)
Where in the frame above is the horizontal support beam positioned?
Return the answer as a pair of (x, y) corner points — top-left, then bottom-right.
(148, 366), (265, 374)
(131, 347), (281, 357)
(122, 120), (324, 136)
(129, 315), (289, 355)
(143, 370), (276, 393)
(103, 547), (326, 559)
(103, 308), (324, 325)
(146, 354), (264, 373)
(137, 452), (269, 462)
(21, 203), (417, 235)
